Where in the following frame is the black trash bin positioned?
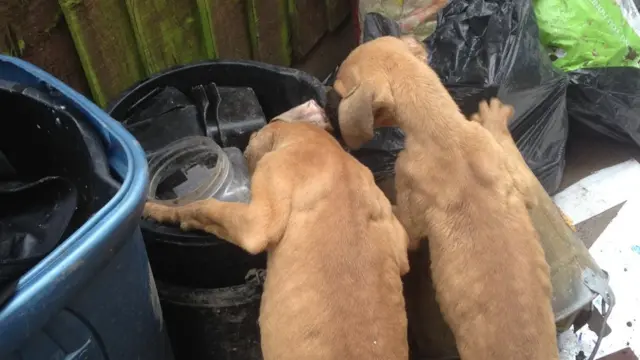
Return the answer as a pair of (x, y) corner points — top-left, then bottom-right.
(108, 60), (326, 360)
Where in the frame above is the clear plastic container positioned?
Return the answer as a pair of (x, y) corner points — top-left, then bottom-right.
(147, 136), (251, 205)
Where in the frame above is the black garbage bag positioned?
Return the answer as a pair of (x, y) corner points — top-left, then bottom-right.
(348, 4), (569, 193)
(0, 78), (113, 308)
(0, 176), (77, 292)
(567, 68), (640, 146)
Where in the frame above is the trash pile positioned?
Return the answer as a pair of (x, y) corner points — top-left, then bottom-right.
(117, 80), (264, 360)
(107, 61), (325, 360)
(121, 83), (259, 205)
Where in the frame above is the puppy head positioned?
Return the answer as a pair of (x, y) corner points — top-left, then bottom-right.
(333, 36), (427, 149)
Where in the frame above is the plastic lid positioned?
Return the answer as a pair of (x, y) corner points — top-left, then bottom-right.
(147, 136), (230, 206)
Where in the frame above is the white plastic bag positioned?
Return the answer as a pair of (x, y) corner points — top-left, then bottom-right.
(357, 0), (447, 41)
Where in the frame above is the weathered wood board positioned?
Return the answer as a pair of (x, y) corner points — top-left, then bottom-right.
(126, 0), (208, 75)
(0, 0), (339, 104)
(0, 0), (89, 94)
(247, 0), (291, 66)
(198, 0), (252, 60)
(288, 0), (328, 60)
(325, 0), (350, 31)
(59, 0), (145, 106)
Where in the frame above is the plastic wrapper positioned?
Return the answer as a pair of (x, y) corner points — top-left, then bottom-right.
(535, 0), (640, 147)
(535, 0), (640, 72)
(357, 0), (442, 41)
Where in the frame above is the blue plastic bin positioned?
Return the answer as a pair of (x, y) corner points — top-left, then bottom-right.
(0, 56), (174, 360)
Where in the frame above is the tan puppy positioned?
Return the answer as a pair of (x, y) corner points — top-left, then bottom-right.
(333, 36), (558, 360)
(144, 118), (411, 360)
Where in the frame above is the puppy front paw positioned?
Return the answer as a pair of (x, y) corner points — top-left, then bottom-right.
(143, 202), (178, 224)
(471, 98), (514, 138)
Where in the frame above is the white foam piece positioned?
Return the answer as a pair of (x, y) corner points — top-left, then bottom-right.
(553, 159), (640, 224)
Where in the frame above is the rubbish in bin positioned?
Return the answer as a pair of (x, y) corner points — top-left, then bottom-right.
(350, 2), (569, 194)
(0, 176), (77, 292)
(122, 82), (268, 158)
(535, 0), (640, 146)
(147, 136), (251, 205)
(215, 87), (267, 149)
(191, 84), (267, 149)
(122, 86), (205, 155)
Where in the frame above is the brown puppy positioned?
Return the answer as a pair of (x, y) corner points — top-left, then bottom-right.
(144, 119), (410, 360)
(333, 36), (558, 360)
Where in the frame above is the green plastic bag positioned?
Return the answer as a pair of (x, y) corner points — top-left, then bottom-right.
(535, 0), (640, 71)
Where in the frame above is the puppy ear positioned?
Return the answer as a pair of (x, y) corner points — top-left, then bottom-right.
(337, 81), (375, 149)
(337, 80), (394, 149)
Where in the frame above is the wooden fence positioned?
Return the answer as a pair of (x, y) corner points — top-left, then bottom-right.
(0, 0), (350, 107)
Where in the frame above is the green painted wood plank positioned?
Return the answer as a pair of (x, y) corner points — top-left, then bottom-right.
(198, 0), (252, 60)
(126, 0), (209, 75)
(324, 0), (350, 31)
(247, 0), (291, 66)
(0, 0), (89, 95)
(59, 0), (145, 106)
(288, 0), (328, 60)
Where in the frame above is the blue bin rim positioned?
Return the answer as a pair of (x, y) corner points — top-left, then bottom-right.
(0, 56), (149, 350)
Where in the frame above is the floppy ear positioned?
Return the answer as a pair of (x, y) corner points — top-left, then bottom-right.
(337, 81), (376, 149)
(337, 79), (395, 149)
